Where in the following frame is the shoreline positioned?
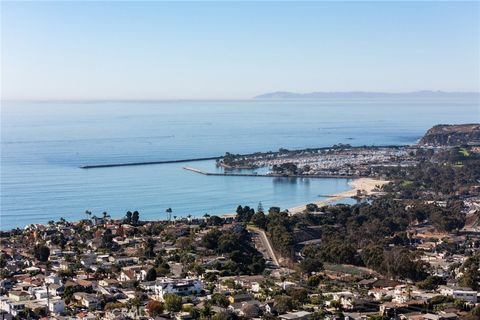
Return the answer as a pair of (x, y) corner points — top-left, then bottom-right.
(288, 177), (389, 214)
(0, 177), (388, 232)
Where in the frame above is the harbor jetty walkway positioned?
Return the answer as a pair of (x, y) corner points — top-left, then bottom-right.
(79, 156), (220, 169)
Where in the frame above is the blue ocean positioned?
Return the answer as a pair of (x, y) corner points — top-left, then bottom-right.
(1, 99), (478, 229)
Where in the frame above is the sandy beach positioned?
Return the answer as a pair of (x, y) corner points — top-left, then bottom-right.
(288, 177), (389, 214)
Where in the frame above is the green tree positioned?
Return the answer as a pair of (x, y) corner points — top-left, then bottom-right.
(166, 208), (172, 221)
(202, 229), (222, 249)
(458, 254), (480, 290)
(417, 275), (445, 290)
(101, 229), (114, 249)
(33, 244), (50, 262)
(257, 202), (264, 213)
(132, 211), (140, 225)
(251, 211), (267, 229)
(299, 257), (323, 275)
(274, 295), (294, 314)
(307, 275), (322, 287)
(145, 268), (157, 281)
(164, 293), (183, 312)
(211, 293), (229, 308)
(125, 211), (133, 224)
(144, 238), (156, 258)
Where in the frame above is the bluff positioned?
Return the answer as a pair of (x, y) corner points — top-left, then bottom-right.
(419, 124), (480, 146)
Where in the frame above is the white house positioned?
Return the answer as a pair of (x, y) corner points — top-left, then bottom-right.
(34, 289), (49, 300)
(154, 278), (203, 300)
(119, 266), (148, 282)
(324, 291), (357, 310)
(439, 285), (478, 303)
(0, 297), (26, 317)
(45, 274), (61, 285)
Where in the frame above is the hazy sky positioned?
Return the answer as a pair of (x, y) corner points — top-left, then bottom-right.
(1, 1), (479, 100)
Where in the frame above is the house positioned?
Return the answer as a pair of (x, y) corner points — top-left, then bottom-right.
(119, 266), (147, 282)
(0, 297), (26, 317)
(343, 312), (370, 320)
(8, 291), (30, 302)
(24, 300), (48, 316)
(73, 292), (101, 309)
(261, 300), (276, 315)
(279, 311), (312, 320)
(324, 291), (357, 310)
(232, 275), (264, 293)
(357, 278), (377, 289)
(421, 313), (459, 320)
(109, 256), (138, 265)
(45, 274), (61, 285)
(368, 287), (392, 301)
(239, 302), (261, 318)
(439, 285), (478, 303)
(99, 278), (119, 287)
(48, 283), (65, 296)
(154, 278), (203, 300)
(48, 297), (65, 314)
(76, 278), (95, 289)
(275, 281), (297, 290)
(34, 288), (49, 300)
(228, 299), (261, 314)
(80, 253), (97, 268)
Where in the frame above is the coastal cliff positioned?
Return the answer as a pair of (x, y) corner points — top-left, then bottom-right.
(419, 124), (480, 146)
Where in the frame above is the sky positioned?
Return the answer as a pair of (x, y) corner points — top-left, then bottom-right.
(1, 1), (479, 100)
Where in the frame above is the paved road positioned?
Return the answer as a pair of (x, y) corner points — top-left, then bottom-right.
(248, 226), (280, 267)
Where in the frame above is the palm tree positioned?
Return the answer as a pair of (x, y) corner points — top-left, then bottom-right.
(102, 211), (110, 221)
(85, 210), (92, 220)
(187, 214), (192, 221)
(165, 208), (172, 221)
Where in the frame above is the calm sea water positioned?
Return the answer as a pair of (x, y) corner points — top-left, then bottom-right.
(1, 99), (478, 230)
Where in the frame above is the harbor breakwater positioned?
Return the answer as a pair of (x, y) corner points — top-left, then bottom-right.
(182, 166), (358, 179)
(79, 156), (221, 169)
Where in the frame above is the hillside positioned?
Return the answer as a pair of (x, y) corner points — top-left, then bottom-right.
(419, 124), (480, 146)
(254, 91), (480, 100)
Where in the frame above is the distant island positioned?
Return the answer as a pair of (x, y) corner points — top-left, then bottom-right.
(254, 90), (480, 100)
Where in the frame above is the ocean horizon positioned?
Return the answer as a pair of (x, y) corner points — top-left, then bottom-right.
(1, 98), (479, 230)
